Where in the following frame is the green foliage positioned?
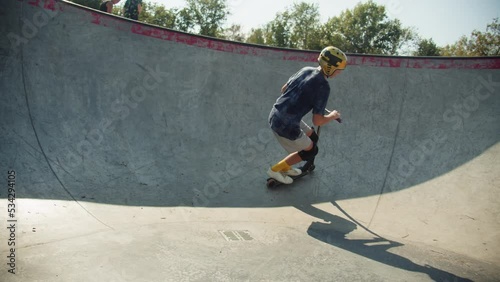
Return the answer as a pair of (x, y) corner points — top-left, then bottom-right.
(290, 2), (321, 49)
(441, 18), (499, 57)
(139, 2), (177, 29)
(470, 21), (499, 56)
(319, 20), (350, 52)
(175, 8), (194, 32)
(325, 1), (414, 55)
(69, 0), (498, 57)
(246, 28), (265, 45)
(182, 0), (229, 37)
(116, 0), (230, 36)
(263, 11), (293, 48)
(247, 1), (414, 55)
(222, 24), (245, 42)
(247, 3), (321, 50)
(414, 38), (441, 56)
(112, 4), (122, 16)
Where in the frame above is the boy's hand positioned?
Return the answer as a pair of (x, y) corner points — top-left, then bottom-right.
(313, 109), (343, 126)
(327, 110), (341, 120)
(323, 109), (342, 123)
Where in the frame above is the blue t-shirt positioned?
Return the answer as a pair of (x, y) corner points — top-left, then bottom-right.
(269, 66), (330, 140)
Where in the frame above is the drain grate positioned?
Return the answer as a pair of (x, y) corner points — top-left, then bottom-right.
(218, 230), (253, 241)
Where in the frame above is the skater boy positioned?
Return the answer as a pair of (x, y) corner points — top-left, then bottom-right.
(267, 46), (347, 184)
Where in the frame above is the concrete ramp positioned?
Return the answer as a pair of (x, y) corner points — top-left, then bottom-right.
(1, 0), (499, 281)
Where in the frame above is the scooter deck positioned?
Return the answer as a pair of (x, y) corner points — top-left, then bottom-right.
(266, 163), (315, 188)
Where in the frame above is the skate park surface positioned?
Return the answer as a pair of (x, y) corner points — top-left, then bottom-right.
(1, 0), (500, 281)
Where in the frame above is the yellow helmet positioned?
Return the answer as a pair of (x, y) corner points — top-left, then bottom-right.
(318, 46), (347, 77)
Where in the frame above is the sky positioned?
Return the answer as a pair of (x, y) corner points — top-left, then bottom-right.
(153, 0), (500, 47)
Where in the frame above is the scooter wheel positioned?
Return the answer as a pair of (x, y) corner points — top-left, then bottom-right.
(266, 178), (278, 188)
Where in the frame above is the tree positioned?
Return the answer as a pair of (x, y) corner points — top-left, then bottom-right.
(441, 18), (499, 56)
(469, 18), (500, 56)
(246, 28), (265, 45)
(289, 2), (321, 50)
(263, 11), (293, 48)
(222, 24), (246, 42)
(112, 4), (122, 16)
(319, 21), (351, 52)
(250, 2), (321, 49)
(440, 36), (469, 56)
(180, 0), (229, 37)
(413, 38), (441, 56)
(175, 7), (194, 33)
(139, 2), (177, 29)
(323, 1), (414, 55)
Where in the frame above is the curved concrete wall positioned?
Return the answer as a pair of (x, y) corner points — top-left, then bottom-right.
(1, 0), (499, 267)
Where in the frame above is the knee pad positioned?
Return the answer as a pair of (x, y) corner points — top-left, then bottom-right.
(298, 144), (319, 161)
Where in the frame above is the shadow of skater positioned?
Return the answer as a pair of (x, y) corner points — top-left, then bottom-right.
(294, 203), (472, 282)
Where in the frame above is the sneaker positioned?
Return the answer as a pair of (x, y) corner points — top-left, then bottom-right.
(267, 168), (293, 184)
(284, 167), (302, 176)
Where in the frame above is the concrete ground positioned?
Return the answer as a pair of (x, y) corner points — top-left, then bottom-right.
(1, 1), (499, 281)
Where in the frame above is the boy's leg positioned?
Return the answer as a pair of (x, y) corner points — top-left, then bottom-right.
(280, 120), (315, 167)
(267, 134), (304, 184)
(268, 123), (314, 183)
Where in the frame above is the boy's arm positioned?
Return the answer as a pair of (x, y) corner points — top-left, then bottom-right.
(312, 110), (341, 127)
